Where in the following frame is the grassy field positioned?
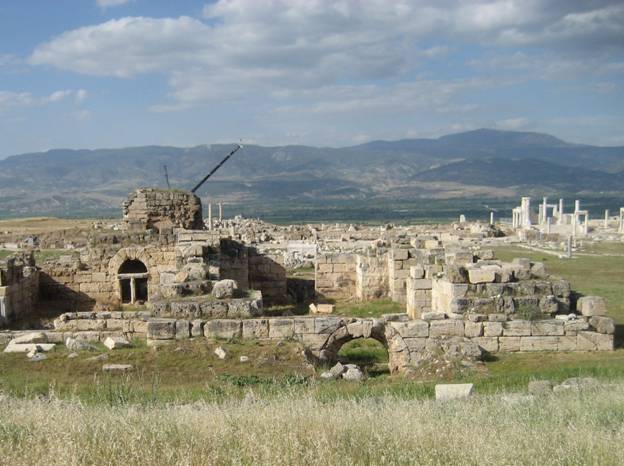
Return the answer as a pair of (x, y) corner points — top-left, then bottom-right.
(1, 385), (623, 465)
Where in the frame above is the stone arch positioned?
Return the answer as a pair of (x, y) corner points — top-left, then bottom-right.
(317, 318), (407, 374)
(108, 247), (159, 303)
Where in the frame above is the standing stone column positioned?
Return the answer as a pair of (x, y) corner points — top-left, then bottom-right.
(604, 209), (609, 228)
(208, 203), (213, 230)
(558, 199), (564, 224)
(490, 211), (494, 225)
(218, 202), (223, 222)
(130, 277), (136, 304)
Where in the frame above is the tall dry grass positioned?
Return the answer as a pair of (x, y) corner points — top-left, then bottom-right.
(1, 384), (623, 465)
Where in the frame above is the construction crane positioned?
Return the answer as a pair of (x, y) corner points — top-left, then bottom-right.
(190, 143), (243, 194)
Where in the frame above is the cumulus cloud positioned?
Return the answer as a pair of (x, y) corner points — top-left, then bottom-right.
(0, 89), (87, 112)
(28, 0), (624, 114)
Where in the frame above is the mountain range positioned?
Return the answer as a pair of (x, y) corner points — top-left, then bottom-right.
(1, 129), (623, 218)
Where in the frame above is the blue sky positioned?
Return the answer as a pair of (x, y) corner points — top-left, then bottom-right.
(0, 0), (623, 156)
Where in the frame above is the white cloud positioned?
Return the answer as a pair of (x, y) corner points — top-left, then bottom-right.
(97, 0), (131, 8)
(496, 117), (530, 130)
(0, 89), (86, 112)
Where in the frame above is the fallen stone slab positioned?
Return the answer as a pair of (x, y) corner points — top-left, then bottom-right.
(3, 342), (55, 353)
(102, 364), (133, 372)
(435, 383), (474, 401)
(214, 346), (227, 359)
(65, 337), (97, 352)
(12, 332), (48, 344)
(103, 336), (133, 350)
(29, 353), (47, 362)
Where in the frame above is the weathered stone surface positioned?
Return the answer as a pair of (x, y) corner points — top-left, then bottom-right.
(589, 316), (615, 334)
(211, 279), (239, 299)
(309, 303), (335, 314)
(12, 332), (48, 344)
(429, 320), (464, 337)
(3, 342), (55, 353)
(329, 362), (346, 379)
(269, 318), (294, 339)
(483, 322), (503, 337)
(473, 337), (498, 353)
(65, 337), (97, 352)
(421, 312), (446, 321)
(531, 320), (564, 336)
(403, 337), (427, 352)
(205, 320), (242, 339)
(577, 331), (614, 351)
(577, 296), (607, 316)
(557, 336), (577, 351)
(190, 319), (204, 337)
(520, 336), (559, 352)
(102, 364), (133, 372)
(389, 320), (429, 338)
(464, 321), (483, 338)
(498, 336), (521, 352)
(564, 319), (590, 335)
(242, 319), (269, 339)
(174, 320), (190, 339)
(342, 364), (364, 381)
(435, 383), (474, 401)
(294, 317), (315, 334)
(468, 268), (496, 284)
(147, 320), (176, 340)
(103, 336), (132, 350)
(503, 321), (531, 336)
(214, 346), (227, 359)
(314, 317), (343, 334)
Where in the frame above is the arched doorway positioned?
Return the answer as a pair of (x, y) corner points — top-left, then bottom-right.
(118, 259), (148, 304)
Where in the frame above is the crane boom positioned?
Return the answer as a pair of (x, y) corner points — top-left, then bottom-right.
(190, 143), (242, 194)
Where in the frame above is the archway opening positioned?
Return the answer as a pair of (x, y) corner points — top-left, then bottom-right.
(118, 259), (148, 304)
(336, 338), (389, 376)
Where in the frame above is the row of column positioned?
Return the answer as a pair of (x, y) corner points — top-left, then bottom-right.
(207, 202), (224, 230)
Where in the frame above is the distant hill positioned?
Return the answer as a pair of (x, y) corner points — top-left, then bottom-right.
(0, 129), (623, 217)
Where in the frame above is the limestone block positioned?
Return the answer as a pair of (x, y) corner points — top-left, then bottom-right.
(347, 320), (373, 339)
(147, 320), (176, 340)
(473, 337), (498, 353)
(175, 320), (190, 340)
(315, 317), (343, 334)
(204, 320), (242, 340)
(520, 336), (559, 352)
(309, 303), (334, 314)
(464, 321), (483, 338)
(531, 320), (564, 336)
(242, 319), (269, 339)
(294, 317), (316, 334)
(410, 265), (425, 279)
(12, 332), (48, 344)
(392, 248), (409, 260)
(3, 342), (55, 353)
(435, 383), (474, 401)
(483, 322), (503, 337)
(577, 331), (614, 351)
(421, 311), (446, 321)
(388, 320), (429, 338)
(403, 337), (426, 352)
(133, 321), (149, 334)
(503, 321), (531, 336)
(269, 318), (294, 339)
(589, 316), (615, 334)
(488, 313), (507, 322)
(468, 268), (496, 284)
(103, 336), (132, 350)
(191, 320), (204, 338)
(429, 320), (464, 337)
(498, 336), (521, 352)
(557, 336), (577, 351)
(577, 296), (607, 316)
(410, 279), (432, 290)
(102, 364), (133, 372)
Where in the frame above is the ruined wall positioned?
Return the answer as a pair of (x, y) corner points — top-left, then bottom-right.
(123, 188), (203, 232)
(0, 254), (39, 326)
(355, 254), (388, 301)
(315, 254), (357, 300)
(248, 247), (287, 305)
(219, 239), (250, 290)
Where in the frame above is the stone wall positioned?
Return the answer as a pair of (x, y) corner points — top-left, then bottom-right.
(315, 254), (357, 300)
(123, 188), (203, 232)
(0, 253), (39, 326)
(248, 247), (287, 304)
(355, 254), (388, 301)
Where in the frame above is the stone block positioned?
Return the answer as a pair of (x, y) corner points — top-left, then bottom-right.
(392, 248), (409, 260)
(577, 296), (607, 316)
(564, 319), (590, 335)
(503, 321), (531, 336)
(557, 336), (577, 351)
(175, 320), (190, 340)
(242, 319), (269, 339)
(294, 317), (315, 334)
(468, 268), (496, 284)
(435, 383), (474, 401)
(498, 336), (521, 352)
(589, 316), (615, 335)
(410, 279), (432, 290)
(464, 321), (483, 338)
(410, 265), (425, 279)
(520, 336), (559, 352)
(190, 320), (204, 338)
(531, 320), (564, 336)
(147, 320), (176, 340)
(389, 320), (429, 338)
(347, 320), (373, 339)
(488, 313), (507, 322)
(403, 337), (426, 352)
(204, 320), (242, 340)
(12, 332), (48, 344)
(3, 342), (55, 353)
(473, 337), (498, 353)
(103, 336), (132, 350)
(315, 317), (343, 334)
(483, 322), (503, 337)
(577, 331), (614, 351)
(269, 318), (294, 339)
(429, 320), (464, 337)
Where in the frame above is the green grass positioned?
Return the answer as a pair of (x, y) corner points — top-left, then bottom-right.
(334, 299), (404, 318)
(0, 249), (12, 259)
